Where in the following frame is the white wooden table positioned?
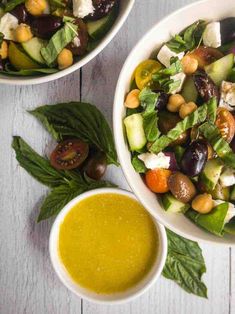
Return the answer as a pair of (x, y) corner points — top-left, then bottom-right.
(0, 0), (234, 313)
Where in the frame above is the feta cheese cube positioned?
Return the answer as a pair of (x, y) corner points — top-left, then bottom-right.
(73, 0), (94, 18)
(0, 13), (18, 40)
(220, 168), (235, 187)
(219, 81), (235, 111)
(157, 44), (184, 68)
(73, 36), (81, 47)
(138, 152), (170, 170)
(213, 200), (235, 223)
(203, 22), (221, 48)
(170, 72), (186, 94)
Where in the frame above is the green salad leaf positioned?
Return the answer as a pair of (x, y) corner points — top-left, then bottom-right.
(4, 0), (25, 12)
(41, 22), (78, 66)
(2, 65), (58, 76)
(131, 154), (146, 173)
(143, 111), (160, 142)
(186, 203), (229, 236)
(163, 229), (207, 298)
(166, 20), (206, 53)
(30, 102), (118, 166)
(139, 87), (159, 115)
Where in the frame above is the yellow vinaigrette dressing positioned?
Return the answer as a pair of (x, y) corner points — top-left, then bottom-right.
(58, 193), (158, 294)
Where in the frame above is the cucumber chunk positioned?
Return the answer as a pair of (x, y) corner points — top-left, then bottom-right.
(181, 76), (198, 102)
(124, 113), (147, 151)
(211, 183), (230, 201)
(87, 5), (118, 40)
(230, 185), (235, 201)
(162, 193), (190, 213)
(22, 37), (47, 65)
(199, 158), (223, 191)
(224, 217), (235, 235)
(205, 53), (234, 86)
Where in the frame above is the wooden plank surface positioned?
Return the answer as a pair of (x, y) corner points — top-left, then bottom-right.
(0, 0), (233, 313)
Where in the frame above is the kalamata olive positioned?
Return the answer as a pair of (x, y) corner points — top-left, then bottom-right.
(153, 90), (169, 110)
(189, 47), (223, 69)
(180, 140), (208, 177)
(220, 18), (235, 45)
(193, 71), (219, 103)
(168, 172), (196, 203)
(30, 15), (63, 39)
(11, 4), (29, 23)
(85, 151), (107, 180)
(164, 152), (178, 171)
(67, 19), (88, 56)
(158, 111), (189, 146)
(87, 0), (117, 20)
(0, 57), (4, 71)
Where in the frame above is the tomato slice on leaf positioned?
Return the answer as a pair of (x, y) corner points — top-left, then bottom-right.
(135, 59), (162, 90)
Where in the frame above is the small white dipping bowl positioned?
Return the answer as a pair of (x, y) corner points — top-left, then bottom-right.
(0, 0), (134, 85)
(49, 188), (167, 304)
(113, 0), (235, 246)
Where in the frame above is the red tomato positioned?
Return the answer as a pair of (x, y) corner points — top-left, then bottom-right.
(145, 168), (172, 193)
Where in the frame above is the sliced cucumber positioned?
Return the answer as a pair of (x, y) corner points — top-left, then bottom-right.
(199, 158), (223, 191)
(87, 5), (118, 40)
(211, 183), (230, 201)
(162, 193), (190, 213)
(230, 185), (235, 201)
(22, 37), (47, 65)
(181, 76), (198, 103)
(205, 53), (234, 86)
(224, 217), (235, 235)
(124, 113), (147, 151)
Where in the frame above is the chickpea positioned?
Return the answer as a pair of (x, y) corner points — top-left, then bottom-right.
(179, 101), (197, 119)
(125, 89), (140, 108)
(25, 0), (47, 16)
(57, 48), (73, 70)
(0, 41), (8, 59)
(192, 193), (213, 214)
(181, 55), (198, 75)
(14, 24), (33, 43)
(167, 94), (185, 113)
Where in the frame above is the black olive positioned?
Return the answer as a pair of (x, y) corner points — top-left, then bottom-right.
(85, 152), (107, 180)
(230, 136), (235, 153)
(193, 71), (219, 103)
(0, 57), (4, 71)
(66, 19), (88, 56)
(220, 17), (235, 45)
(180, 140), (208, 177)
(10, 4), (29, 23)
(153, 90), (169, 110)
(30, 15), (63, 39)
(87, 0), (117, 20)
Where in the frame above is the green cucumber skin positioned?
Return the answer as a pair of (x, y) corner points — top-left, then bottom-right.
(199, 159), (223, 191)
(124, 113), (147, 152)
(21, 38), (47, 65)
(162, 193), (190, 213)
(181, 76), (198, 103)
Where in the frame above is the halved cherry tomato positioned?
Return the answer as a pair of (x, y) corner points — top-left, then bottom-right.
(50, 139), (89, 170)
(216, 108), (235, 143)
(135, 59), (162, 90)
(189, 47), (224, 68)
(145, 168), (172, 193)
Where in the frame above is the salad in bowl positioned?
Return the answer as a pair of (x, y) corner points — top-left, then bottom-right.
(0, 0), (120, 77)
(123, 17), (235, 239)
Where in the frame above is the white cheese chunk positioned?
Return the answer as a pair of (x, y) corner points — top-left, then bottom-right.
(213, 200), (235, 224)
(219, 81), (235, 111)
(0, 13), (18, 40)
(73, 0), (94, 18)
(170, 72), (186, 94)
(220, 168), (235, 187)
(73, 36), (81, 47)
(203, 22), (221, 48)
(138, 152), (170, 170)
(157, 44), (184, 68)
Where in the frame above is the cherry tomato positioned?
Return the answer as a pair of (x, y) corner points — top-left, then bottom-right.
(85, 152), (107, 180)
(145, 168), (172, 193)
(216, 108), (235, 143)
(135, 59), (162, 90)
(189, 47), (223, 68)
(50, 139), (89, 170)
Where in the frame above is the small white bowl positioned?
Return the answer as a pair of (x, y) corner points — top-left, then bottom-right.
(113, 0), (235, 246)
(0, 0), (134, 85)
(49, 188), (167, 304)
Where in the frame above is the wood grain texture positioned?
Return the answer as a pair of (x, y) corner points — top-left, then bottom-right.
(0, 0), (233, 313)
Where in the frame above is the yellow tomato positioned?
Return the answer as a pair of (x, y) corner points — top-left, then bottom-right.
(134, 59), (162, 90)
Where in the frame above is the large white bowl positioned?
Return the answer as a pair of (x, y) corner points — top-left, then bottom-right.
(0, 0), (134, 85)
(113, 0), (235, 246)
(49, 188), (167, 304)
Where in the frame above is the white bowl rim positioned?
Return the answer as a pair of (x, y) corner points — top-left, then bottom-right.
(49, 187), (167, 304)
(113, 0), (235, 246)
(0, 0), (135, 86)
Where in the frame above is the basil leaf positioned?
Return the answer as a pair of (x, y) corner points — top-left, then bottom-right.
(30, 102), (118, 166)
(163, 229), (207, 298)
(41, 22), (78, 66)
(131, 155), (146, 173)
(12, 136), (66, 188)
(4, 0), (25, 11)
(143, 111), (160, 142)
(139, 87), (159, 115)
(2, 65), (58, 76)
(186, 203), (229, 236)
